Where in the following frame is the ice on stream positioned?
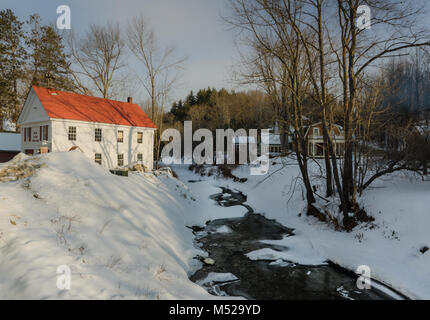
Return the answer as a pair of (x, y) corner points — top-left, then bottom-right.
(214, 225), (233, 234)
(246, 247), (327, 266)
(196, 272), (240, 297)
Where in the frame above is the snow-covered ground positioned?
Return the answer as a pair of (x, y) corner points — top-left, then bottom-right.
(1, 152), (429, 299)
(173, 158), (430, 299)
(0, 152), (215, 299)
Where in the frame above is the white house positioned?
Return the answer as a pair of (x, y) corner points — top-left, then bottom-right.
(18, 86), (157, 169)
(304, 122), (345, 158)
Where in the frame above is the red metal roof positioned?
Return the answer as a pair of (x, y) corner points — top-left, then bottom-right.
(32, 86), (157, 129)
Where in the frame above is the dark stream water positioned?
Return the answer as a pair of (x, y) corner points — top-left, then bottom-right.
(189, 185), (403, 300)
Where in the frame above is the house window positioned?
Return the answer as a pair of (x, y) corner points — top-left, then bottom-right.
(117, 154), (124, 167)
(137, 154), (143, 162)
(68, 127), (76, 141)
(43, 125), (48, 141)
(95, 128), (102, 142)
(313, 128), (319, 136)
(117, 130), (124, 143)
(137, 132), (143, 144)
(25, 127), (32, 142)
(309, 143), (314, 155)
(39, 125), (49, 141)
(95, 153), (102, 165)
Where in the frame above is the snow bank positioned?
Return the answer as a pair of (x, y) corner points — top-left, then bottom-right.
(0, 153), (40, 182)
(174, 158), (430, 299)
(240, 159), (430, 299)
(0, 152), (212, 299)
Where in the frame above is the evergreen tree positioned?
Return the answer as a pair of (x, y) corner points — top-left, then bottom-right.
(0, 9), (26, 129)
(185, 90), (197, 107)
(194, 87), (218, 107)
(26, 14), (75, 91)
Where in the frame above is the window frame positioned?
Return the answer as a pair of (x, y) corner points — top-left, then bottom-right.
(137, 132), (143, 144)
(95, 153), (102, 165)
(137, 153), (143, 162)
(313, 127), (319, 136)
(68, 126), (76, 141)
(117, 130), (124, 143)
(117, 154), (124, 167)
(95, 128), (102, 142)
(43, 125), (48, 141)
(39, 125), (48, 141)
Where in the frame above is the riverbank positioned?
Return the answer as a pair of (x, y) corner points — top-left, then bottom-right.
(1, 152), (427, 299)
(173, 157), (430, 299)
(189, 186), (398, 300)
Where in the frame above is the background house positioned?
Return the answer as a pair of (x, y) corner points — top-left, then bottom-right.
(18, 86), (157, 169)
(305, 122), (345, 158)
(267, 122), (292, 155)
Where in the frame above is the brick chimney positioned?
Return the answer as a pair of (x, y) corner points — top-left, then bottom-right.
(127, 97), (133, 104)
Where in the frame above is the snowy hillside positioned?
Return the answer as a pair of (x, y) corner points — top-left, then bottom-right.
(0, 152), (211, 299)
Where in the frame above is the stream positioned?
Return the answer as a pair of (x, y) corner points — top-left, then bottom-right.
(189, 185), (404, 300)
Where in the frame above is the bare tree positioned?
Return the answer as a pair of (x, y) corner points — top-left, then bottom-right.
(235, 41), (291, 148)
(127, 16), (186, 119)
(229, 0), (430, 229)
(68, 22), (125, 99)
(127, 15), (186, 168)
(329, 0), (430, 228)
(227, 0), (317, 207)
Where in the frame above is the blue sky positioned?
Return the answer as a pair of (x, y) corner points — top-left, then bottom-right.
(2, 0), (241, 103)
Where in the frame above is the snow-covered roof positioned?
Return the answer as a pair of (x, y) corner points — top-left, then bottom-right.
(0, 132), (21, 151)
(29, 86), (157, 129)
(304, 122), (344, 138)
(232, 136), (256, 144)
